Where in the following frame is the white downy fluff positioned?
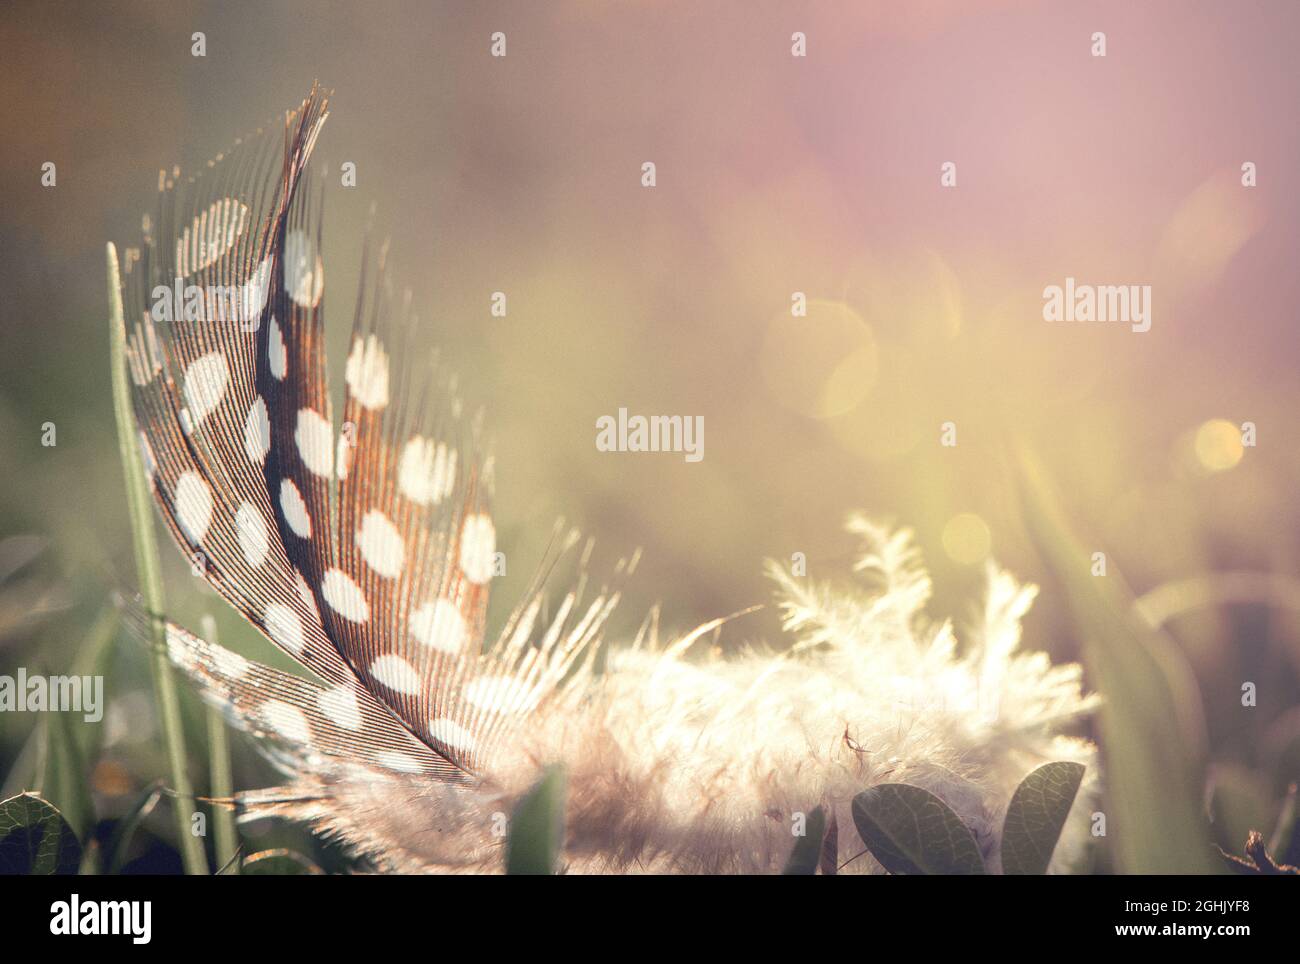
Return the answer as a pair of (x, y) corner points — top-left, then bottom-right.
(233, 517), (1099, 874)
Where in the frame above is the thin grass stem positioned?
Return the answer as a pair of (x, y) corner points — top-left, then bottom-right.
(201, 614), (239, 873)
(107, 242), (208, 876)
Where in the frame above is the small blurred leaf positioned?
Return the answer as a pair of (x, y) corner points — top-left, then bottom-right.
(0, 606), (116, 802)
(69, 606), (119, 764)
(37, 711), (92, 840)
(851, 784), (985, 875)
(0, 793), (82, 874)
(1001, 761), (1085, 875)
(506, 765), (566, 875)
(241, 849), (323, 875)
(782, 805), (826, 875)
(106, 781), (163, 875)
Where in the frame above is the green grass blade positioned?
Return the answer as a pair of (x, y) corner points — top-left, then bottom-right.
(69, 605), (120, 762)
(107, 242), (208, 876)
(505, 765), (566, 874)
(781, 805), (826, 874)
(1015, 445), (1217, 873)
(201, 615), (239, 873)
(206, 710), (236, 865)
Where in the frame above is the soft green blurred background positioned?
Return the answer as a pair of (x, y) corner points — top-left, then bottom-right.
(1, 0), (1298, 870)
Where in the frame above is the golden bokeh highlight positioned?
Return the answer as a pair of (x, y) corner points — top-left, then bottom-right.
(942, 512), (992, 566)
(1193, 419), (1245, 474)
(759, 300), (878, 418)
(847, 246), (964, 343)
(1154, 167), (1266, 295)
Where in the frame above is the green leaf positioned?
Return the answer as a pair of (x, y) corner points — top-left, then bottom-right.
(37, 710), (92, 841)
(851, 784), (985, 875)
(1014, 446), (1217, 873)
(0, 793), (82, 875)
(505, 765), (566, 875)
(241, 849), (323, 875)
(782, 805), (826, 875)
(108, 243), (207, 876)
(1001, 761), (1085, 874)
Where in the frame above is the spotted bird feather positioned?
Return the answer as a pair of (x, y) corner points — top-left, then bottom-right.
(115, 87), (1099, 874)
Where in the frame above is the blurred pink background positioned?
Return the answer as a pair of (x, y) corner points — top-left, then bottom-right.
(1, 2), (1297, 765)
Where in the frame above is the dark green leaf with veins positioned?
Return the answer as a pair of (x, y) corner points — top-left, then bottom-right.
(0, 793), (82, 875)
(1001, 761), (1085, 875)
(851, 784), (985, 875)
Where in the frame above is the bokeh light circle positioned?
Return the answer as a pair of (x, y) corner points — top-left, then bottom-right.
(759, 300), (877, 418)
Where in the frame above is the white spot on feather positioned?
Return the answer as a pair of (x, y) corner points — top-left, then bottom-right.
(356, 509), (405, 579)
(374, 751), (423, 773)
(174, 471), (214, 545)
(397, 437), (457, 506)
(234, 501), (270, 569)
(212, 646), (250, 680)
(243, 396), (271, 464)
(284, 229), (324, 308)
(410, 599), (468, 654)
(240, 256), (273, 324)
(267, 315), (287, 380)
(322, 568), (370, 623)
(295, 408), (334, 478)
(260, 700), (311, 743)
(429, 717), (476, 753)
(317, 686), (363, 730)
(279, 478), (311, 539)
(181, 352), (229, 431)
(369, 654), (421, 695)
(175, 198), (249, 278)
(336, 434), (351, 480)
(458, 514), (496, 584)
(264, 602), (305, 654)
(344, 335), (389, 410)
(165, 625), (196, 671)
